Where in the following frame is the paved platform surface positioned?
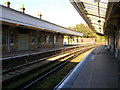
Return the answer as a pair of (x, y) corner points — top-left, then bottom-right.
(58, 45), (118, 89)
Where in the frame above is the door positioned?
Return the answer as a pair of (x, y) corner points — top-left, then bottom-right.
(37, 35), (41, 48)
(18, 34), (29, 51)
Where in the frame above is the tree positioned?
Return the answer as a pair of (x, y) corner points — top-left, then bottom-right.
(68, 23), (96, 38)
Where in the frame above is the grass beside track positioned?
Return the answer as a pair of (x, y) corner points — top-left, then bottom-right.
(30, 48), (93, 89)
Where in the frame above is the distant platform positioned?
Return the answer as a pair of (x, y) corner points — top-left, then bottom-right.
(1, 45), (82, 61)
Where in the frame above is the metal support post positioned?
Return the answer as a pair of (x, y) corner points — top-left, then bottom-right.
(105, 36), (106, 47)
(115, 29), (119, 57)
(68, 36), (69, 45)
(53, 33), (55, 48)
(77, 36), (78, 43)
(108, 36), (109, 45)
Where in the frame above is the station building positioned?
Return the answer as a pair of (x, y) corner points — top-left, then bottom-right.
(0, 3), (83, 53)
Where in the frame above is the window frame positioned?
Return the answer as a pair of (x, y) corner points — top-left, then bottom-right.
(50, 35), (52, 44)
(46, 35), (50, 44)
(54, 35), (57, 44)
(10, 32), (14, 45)
(43, 34), (46, 44)
(32, 34), (35, 44)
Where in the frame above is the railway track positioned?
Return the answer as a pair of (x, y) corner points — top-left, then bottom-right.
(2, 46), (83, 75)
(2, 46), (95, 89)
(2, 46), (83, 86)
(2, 45), (83, 71)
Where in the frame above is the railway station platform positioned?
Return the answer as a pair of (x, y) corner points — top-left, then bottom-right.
(56, 45), (119, 89)
(1, 45), (82, 60)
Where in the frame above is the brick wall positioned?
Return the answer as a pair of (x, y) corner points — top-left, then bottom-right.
(2, 25), (19, 53)
(69, 37), (95, 44)
(54, 34), (63, 47)
(2, 25), (64, 53)
(80, 38), (95, 43)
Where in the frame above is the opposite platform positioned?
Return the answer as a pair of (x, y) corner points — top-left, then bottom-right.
(1, 45), (82, 61)
(56, 45), (118, 89)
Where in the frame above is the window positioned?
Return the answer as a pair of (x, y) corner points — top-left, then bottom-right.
(50, 35), (52, 44)
(2, 32), (7, 46)
(43, 35), (45, 44)
(10, 32), (14, 45)
(46, 36), (50, 44)
(32, 34), (34, 44)
(54, 35), (57, 43)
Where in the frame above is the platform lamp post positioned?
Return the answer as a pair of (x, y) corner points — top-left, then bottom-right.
(68, 36), (69, 45)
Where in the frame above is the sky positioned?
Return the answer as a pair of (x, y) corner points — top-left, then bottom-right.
(0, 0), (87, 28)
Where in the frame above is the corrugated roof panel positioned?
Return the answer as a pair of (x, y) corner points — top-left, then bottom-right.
(70, 0), (108, 35)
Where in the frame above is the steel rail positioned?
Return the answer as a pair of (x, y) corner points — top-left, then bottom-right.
(20, 46), (95, 90)
(2, 46), (82, 74)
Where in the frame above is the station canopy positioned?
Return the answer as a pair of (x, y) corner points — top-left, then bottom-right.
(70, 0), (109, 36)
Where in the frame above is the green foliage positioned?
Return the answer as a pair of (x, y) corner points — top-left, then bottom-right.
(68, 23), (96, 38)
(68, 23), (105, 43)
(95, 35), (105, 43)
